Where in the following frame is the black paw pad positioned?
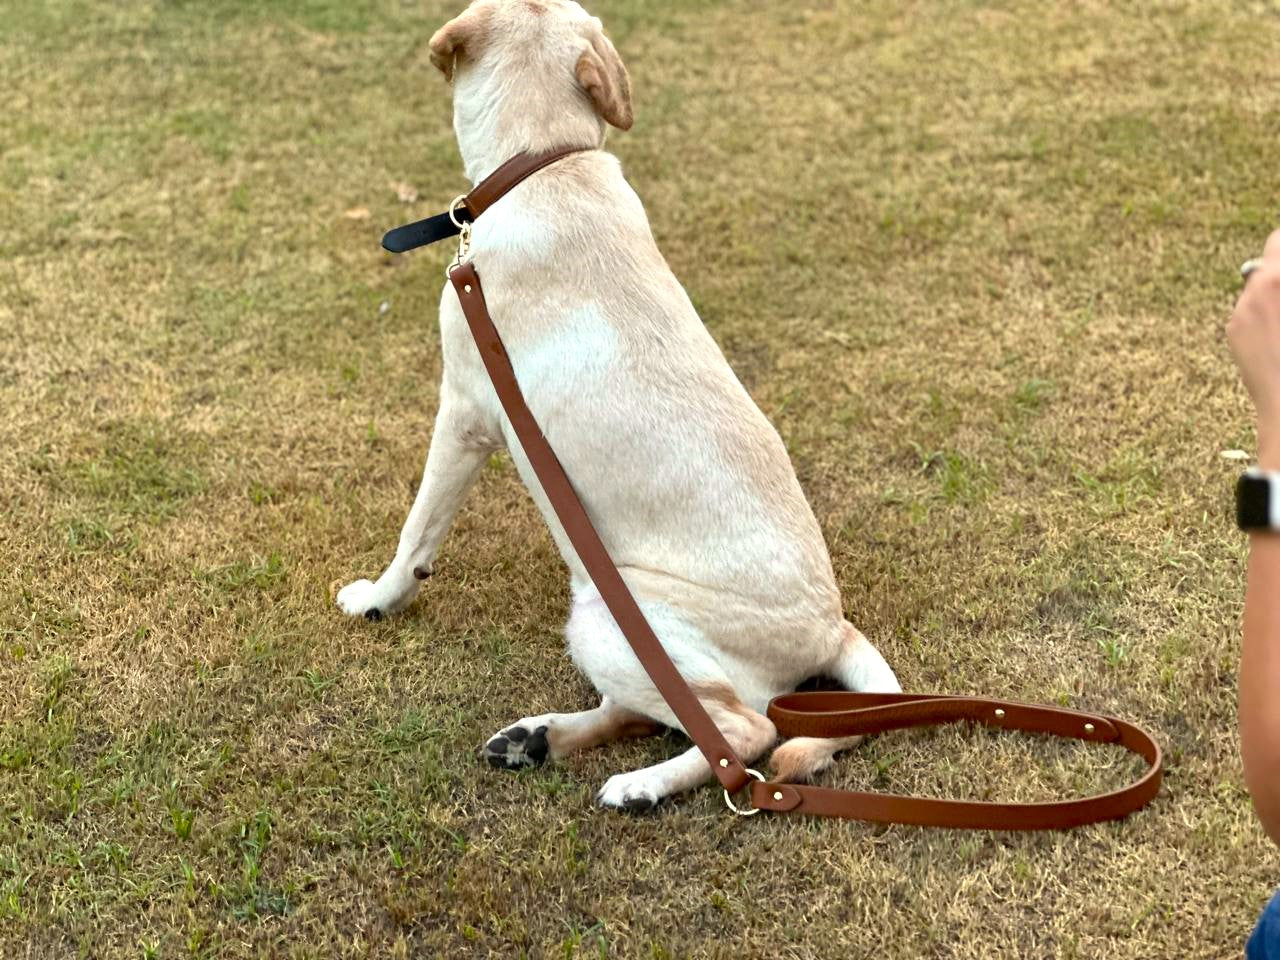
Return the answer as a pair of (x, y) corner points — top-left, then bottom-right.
(621, 795), (657, 814)
(364, 608), (383, 622)
(524, 726), (549, 765)
(482, 724), (549, 770)
(484, 737), (510, 767)
(413, 566), (432, 581)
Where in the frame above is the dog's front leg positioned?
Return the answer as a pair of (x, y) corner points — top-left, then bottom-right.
(336, 396), (494, 620)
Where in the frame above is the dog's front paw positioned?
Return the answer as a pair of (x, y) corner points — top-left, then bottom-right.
(595, 771), (661, 813)
(335, 579), (387, 621)
(482, 723), (550, 770)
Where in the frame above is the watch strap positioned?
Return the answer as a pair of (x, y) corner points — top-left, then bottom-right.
(1238, 468), (1280, 531)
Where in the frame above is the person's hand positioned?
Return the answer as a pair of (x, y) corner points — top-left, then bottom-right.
(1228, 229), (1280, 470)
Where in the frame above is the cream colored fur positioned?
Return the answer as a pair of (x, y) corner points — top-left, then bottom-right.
(336, 0), (900, 809)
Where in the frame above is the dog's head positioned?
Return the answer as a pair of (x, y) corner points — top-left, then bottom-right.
(429, 1), (632, 174)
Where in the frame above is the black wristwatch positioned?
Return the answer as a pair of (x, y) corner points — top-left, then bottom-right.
(1237, 468), (1280, 531)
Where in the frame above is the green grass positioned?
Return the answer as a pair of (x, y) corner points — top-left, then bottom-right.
(2, 0), (1279, 956)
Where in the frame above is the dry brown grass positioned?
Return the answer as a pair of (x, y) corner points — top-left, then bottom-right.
(3, 1), (1279, 957)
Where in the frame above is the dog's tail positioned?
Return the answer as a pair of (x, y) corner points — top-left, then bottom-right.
(768, 622), (900, 783)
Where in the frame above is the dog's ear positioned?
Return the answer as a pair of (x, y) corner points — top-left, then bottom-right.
(429, 5), (489, 82)
(575, 21), (632, 131)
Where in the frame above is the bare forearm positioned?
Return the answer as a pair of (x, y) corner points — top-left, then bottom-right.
(1230, 234), (1280, 843)
(1242, 527), (1280, 844)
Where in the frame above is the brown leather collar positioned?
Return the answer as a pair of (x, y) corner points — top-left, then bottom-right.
(462, 146), (593, 219)
(381, 145), (592, 254)
(432, 151), (1163, 830)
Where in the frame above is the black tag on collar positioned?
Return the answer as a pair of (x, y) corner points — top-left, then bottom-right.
(381, 208), (473, 254)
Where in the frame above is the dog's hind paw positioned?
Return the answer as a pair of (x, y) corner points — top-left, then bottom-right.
(595, 772), (660, 813)
(482, 723), (549, 770)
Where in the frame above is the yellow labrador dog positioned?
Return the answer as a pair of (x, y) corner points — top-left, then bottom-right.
(337, 0), (900, 810)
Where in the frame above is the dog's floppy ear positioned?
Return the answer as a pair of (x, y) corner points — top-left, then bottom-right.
(429, 5), (489, 82)
(575, 21), (633, 131)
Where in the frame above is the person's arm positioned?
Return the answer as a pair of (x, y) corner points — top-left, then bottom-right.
(1228, 229), (1280, 843)
(1242, 529), (1280, 844)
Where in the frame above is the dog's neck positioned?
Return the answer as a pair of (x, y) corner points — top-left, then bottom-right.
(452, 68), (605, 184)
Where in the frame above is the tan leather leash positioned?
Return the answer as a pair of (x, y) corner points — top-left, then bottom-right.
(387, 146), (1164, 828)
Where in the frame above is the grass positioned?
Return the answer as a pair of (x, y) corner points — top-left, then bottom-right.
(1, 0), (1278, 956)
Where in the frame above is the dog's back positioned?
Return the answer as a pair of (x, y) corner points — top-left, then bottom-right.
(338, 0), (899, 809)
(455, 150), (842, 628)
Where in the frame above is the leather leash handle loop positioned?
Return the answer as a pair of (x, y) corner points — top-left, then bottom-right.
(751, 690), (1163, 829)
(766, 691), (1122, 742)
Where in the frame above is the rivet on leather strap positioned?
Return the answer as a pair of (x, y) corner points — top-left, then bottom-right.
(755, 783), (802, 812)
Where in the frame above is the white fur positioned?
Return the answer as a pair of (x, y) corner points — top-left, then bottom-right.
(337, 0), (900, 809)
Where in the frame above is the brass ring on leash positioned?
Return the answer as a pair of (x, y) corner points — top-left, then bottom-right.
(724, 768), (765, 816)
(448, 194), (469, 230)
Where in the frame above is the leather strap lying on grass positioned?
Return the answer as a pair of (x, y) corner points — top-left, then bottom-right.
(418, 147), (1164, 829)
(757, 691), (1162, 826)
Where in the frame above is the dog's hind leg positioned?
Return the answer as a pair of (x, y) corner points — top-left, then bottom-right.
(829, 622), (899, 693)
(564, 589), (778, 810)
(481, 698), (661, 770)
(593, 685), (776, 812)
(768, 622), (899, 783)
(768, 734), (862, 783)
